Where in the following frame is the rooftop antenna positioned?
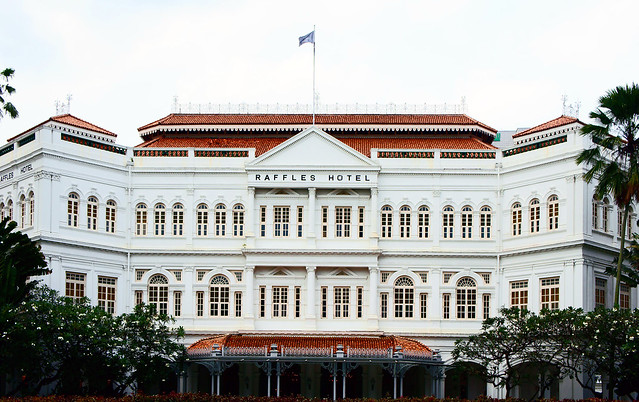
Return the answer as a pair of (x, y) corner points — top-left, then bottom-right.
(562, 95), (568, 115)
(173, 96), (179, 113)
(562, 95), (581, 118)
(66, 94), (72, 113)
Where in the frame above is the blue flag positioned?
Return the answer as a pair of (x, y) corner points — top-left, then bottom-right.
(299, 31), (315, 46)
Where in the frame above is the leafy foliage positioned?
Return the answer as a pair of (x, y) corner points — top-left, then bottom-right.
(0, 287), (185, 396)
(453, 307), (639, 399)
(577, 83), (639, 306)
(0, 68), (18, 120)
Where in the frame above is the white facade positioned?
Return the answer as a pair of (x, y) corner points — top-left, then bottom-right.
(0, 113), (635, 398)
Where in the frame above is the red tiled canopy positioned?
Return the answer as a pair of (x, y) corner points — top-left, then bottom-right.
(188, 334), (433, 358)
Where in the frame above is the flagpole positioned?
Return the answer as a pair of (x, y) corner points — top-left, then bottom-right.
(312, 25), (316, 126)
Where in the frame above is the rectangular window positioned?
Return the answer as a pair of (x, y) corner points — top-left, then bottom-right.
(620, 283), (630, 309)
(210, 286), (230, 317)
(87, 202), (98, 230)
(419, 272), (428, 283)
(97, 276), (116, 314)
(394, 287), (414, 318)
(357, 286), (363, 318)
(595, 278), (606, 308)
(235, 292), (242, 317)
(334, 286), (350, 318)
(65, 272), (86, 303)
(106, 201), (117, 233)
(297, 206), (303, 237)
(483, 294), (490, 320)
(272, 286), (288, 317)
(274, 206), (290, 237)
(196, 291), (204, 317)
(443, 293), (450, 319)
(233, 207), (244, 237)
(335, 207), (351, 238)
(358, 206), (365, 238)
(260, 206), (267, 237)
(380, 293), (388, 319)
(510, 280), (529, 311)
(420, 293), (428, 318)
(321, 286), (327, 318)
(259, 286), (266, 318)
(381, 208), (392, 238)
(399, 208), (411, 238)
(135, 290), (143, 306)
(322, 206), (328, 238)
(295, 286), (301, 318)
(172, 206), (183, 236)
(442, 209), (454, 239)
(480, 208), (491, 239)
(540, 277), (560, 310)
(530, 201), (540, 233)
(174, 291), (182, 317)
(461, 209), (472, 239)
(418, 208), (430, 239)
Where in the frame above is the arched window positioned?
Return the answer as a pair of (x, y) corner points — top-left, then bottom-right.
(28, 191), (34, 226)
(172, 203), (184, 236)
(154, 203), (166, 236)
(197, 203), (208, 236)
(6, 199), (12, 222)
(19, 195), (26, 228)
(512, 202), (522, 236)
(210, 275), (230, 317)
(0, 202), (5, 220)
(592, 196), (600, 229)
(418, 206), (430, 239)
(87, 196), (98, 230)
(394, 276), (414, 318)
(106, 200), (116, 233)
(67, 193), (79, 227)
(456, 277), (477, 319)
(628, 206), (635, 239)
(381, 205), (393, 238)
(215, 203), (226, 237)
(136, 203), (147, 236)
(442, 206), (454, 239)
(461, 206), (473, 239)
(480, 206), (492, 239)
(530, 199), (540, 233)
(233, 204), (245, 237)
(548, 195), (559, 231)
(399, 205), (411, 238)
(148, 274), (168, 315)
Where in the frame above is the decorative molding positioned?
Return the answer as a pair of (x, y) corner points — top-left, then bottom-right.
(133, 149), (187, 157)
(440, 151), (496, 159)
(195, 150), (249, 158)
(504, 135), (567, 157)
(378, 151), (434, 159)
(62, 133), (126, 155)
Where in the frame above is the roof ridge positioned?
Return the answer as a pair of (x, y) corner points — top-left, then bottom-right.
(513, 115), (581, 138)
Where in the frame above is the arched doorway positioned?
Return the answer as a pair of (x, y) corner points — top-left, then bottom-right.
(403, 366), (432, 397)
(445, 362), (486, 399)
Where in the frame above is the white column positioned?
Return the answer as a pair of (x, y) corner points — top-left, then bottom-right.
(308, 188), (316, 238)
(246, 187), (255, 237)
(370, 188), (378, 237)
(368, 266), (378, 318)
(306, 266), (316, 318)
(245, 265), (255, 318)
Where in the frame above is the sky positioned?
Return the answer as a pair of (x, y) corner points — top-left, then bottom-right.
(1, 0), (638, 146)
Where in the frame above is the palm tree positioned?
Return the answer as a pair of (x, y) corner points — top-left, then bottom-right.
(577, 83), (639, 308)
(0, 67), (18, 120)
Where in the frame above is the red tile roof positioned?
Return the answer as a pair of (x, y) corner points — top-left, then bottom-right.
(138, 113), (497, 133)
(513, 115), (581, 138)
(187, 334), (432, 357)
(136, 136), (495, 157)
(8, 114), (116, 141)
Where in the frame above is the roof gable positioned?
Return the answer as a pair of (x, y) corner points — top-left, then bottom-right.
(513, 115), (582, 138)
(247, 127), (377, 168)
(8, 114), (116, 142)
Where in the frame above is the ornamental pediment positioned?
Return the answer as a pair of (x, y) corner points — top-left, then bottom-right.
(246, 127), (378, 169)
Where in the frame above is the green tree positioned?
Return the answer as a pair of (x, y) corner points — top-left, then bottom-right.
(0, 217), (49, 308)
(577, 83), (639, 307)
(117, 304), (185, 395)
(0, 68), (18, 120)
(452, 307), (535, 398)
